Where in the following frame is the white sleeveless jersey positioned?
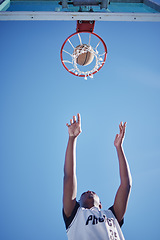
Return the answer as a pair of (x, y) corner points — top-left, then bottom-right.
(63, 202), (125, 240)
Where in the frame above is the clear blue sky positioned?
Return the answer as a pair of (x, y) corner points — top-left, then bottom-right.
(0, 20), (160, 240)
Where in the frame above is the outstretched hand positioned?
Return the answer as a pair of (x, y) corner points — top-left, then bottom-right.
(114, 122), (126, 148)
(66, 113), (82, 138)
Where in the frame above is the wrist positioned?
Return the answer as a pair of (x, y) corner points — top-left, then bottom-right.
(69, 135), (77, 140)
(115, 145), (123, 151)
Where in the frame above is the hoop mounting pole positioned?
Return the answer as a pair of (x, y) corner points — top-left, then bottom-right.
(76, 20), (95, 33)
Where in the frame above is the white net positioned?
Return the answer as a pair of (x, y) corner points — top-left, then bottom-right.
(62, 32), (107, 80)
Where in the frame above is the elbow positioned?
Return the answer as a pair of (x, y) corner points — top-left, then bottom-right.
(129, 174), (132, 189)
(63, 174), (77, 184)
(127, 172), (132, 190)
(121, 177), (132, 193)
(128, 182), (132, 194)
(123, 182), (132, 196)
(63, 174), (71, 182)
(128, 178), (132, 194)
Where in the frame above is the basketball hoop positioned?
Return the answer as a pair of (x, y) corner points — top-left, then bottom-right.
(60, 21), (107, 80)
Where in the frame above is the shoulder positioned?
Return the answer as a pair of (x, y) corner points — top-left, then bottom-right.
(63, 201), (80, 229)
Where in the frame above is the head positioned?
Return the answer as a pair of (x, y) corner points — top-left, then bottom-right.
(79, 191), (102, 210)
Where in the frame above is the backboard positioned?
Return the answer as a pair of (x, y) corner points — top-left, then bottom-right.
(0, 0), (160, 21)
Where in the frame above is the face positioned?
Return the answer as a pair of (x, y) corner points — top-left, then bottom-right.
(80, 191), (102, 209)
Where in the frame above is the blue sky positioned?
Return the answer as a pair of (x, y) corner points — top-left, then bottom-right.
(0, 20), (160, 240)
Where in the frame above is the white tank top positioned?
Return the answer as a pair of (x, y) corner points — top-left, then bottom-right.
(63, 203), (125, 240)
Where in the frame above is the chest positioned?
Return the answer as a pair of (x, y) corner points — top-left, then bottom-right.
(67, 208), (124, 240)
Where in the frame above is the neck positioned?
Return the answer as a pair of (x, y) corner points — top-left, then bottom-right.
(81, 202), (100, 209)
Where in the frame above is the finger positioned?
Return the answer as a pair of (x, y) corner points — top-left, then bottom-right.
(77, 113), (81, 125)
(123, 122), (127, 132)
(66, 123), (70, 127)
(120, 122), (126, 138)
(73, 115), (77, 123)
(70, 119), (73, 124)
(119, 122), (123, 133)
(115, 134), (119, 139)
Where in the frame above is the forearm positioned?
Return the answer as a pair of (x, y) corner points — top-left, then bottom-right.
(64, 136), (77, 179)
(116, 146), (132, 188)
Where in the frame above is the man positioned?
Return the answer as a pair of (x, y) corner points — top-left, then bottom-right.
(63, 113), (132, 240)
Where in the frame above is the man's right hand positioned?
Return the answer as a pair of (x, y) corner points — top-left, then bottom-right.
(66, 113), (82, 138)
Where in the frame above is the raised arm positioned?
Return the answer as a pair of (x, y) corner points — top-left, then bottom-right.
(63, 113), (82, 217)
(113, 122), (132, 224)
